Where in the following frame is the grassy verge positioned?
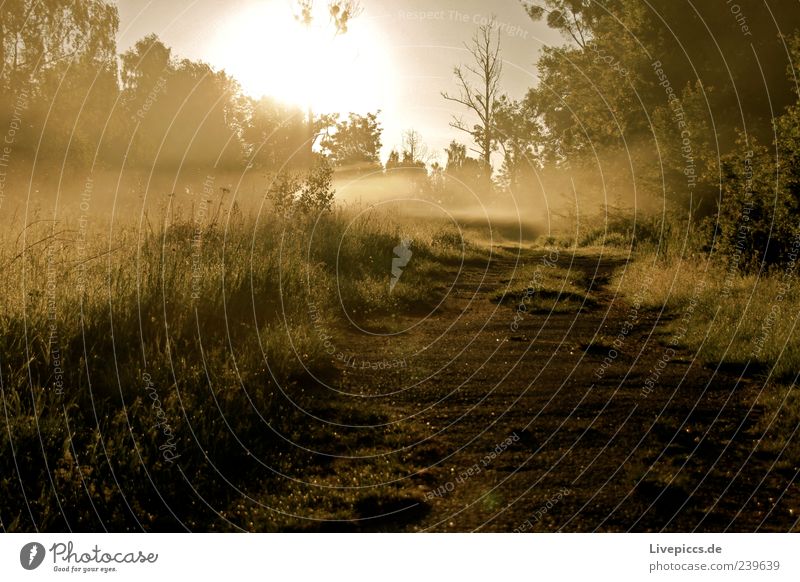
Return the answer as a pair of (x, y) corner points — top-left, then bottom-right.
(542, 203), (800, 477)
(0, 200), (473, 531)
(613, 253), (800, 381)
(610, 246), (800, 475)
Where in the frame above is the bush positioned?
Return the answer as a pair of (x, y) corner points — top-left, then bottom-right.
(711, 34), (800, 272)
(712, 142), (800, 272)
(575, 205), (679, 256)
(266, 159), (335, 217)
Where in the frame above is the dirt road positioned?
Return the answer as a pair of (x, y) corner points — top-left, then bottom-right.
(273, 247), (798, 532)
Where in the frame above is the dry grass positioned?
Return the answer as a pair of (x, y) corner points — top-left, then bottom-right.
(613, 253), (800, 382)
(0, 194), (475, 531)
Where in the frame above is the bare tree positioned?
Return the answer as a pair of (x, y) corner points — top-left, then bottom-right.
(402, 129), (430, 165)
(441, 19), (503, 174)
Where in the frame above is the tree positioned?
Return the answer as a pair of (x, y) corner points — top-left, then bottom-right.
(292, 0), (364, 166)
(0, 0), (120, 164)
(522, 0), (800, 268)
(242, 96), (308, 170)
(120, 34), (247, 168)
(714, 33), (800, 271)
(163, 59), (245, 168)
(401, 129), (429, 167)
(441, 19), (503, 176)
(384, 130), (430, 196)
(320, 112), (382, 172)
(120, 34), (171, 93)
(521, 0), (605, 49)
(385, 149), (401, 170)
(267, 159), (335, 217)
(522, 0), (800, 169)
(494, 94), (545, 191)
(442, 140), (483, 202)
(387, 129), (428, 171)
(1, 0), (119, 89)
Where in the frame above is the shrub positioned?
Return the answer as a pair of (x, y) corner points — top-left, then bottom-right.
(266, 159), (335, 217)
(712, 142), (800, 272)
(711, 34), (800, 272)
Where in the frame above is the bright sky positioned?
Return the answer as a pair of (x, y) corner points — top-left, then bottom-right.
(113, 0), (562, 164)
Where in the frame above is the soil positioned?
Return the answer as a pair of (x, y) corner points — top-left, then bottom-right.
(273, 247), (800, 532)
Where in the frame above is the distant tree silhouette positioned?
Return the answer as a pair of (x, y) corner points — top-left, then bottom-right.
(0, 0), (119, 165)
(401, 129), (430, 167)
(441, 18), (503, 177)
(320, 112), (382, 173)
(120, 34), (245, 169)
(242, 97), (308, 170)
(385, 149), (401, 170)
(385, 130), (430, 195)
(442, 140), (483, 201)
(387, 129), (428, 171)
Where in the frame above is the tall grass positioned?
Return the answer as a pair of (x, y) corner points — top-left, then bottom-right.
(600, 209), (800, 475)
(613, 246), (800, 382)
(0, 195), (469, 531)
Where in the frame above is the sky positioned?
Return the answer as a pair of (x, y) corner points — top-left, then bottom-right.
(113, 0), (563, 163)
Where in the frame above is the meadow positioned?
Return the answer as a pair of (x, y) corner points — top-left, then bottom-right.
(0, 181), (474, 531)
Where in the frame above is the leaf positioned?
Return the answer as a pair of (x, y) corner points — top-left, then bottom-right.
(524, 4), (545, 20)
(546, 9), (566, 29)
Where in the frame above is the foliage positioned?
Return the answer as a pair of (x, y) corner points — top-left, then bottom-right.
(522, 0), (604, 49)
(241, 97), (309, 170)
(0, 0), (120, 165)
(494, 94), (545, 191)
(438, 141), (485, 202)
(267, 159), (336, 216)
(521, 0), (800, 207)
(319, 112), (383, 172)
(0, 1), (378, 173)
(709, 34), (800, 271)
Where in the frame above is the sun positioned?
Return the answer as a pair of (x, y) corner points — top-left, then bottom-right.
(209, 1), (393, 114)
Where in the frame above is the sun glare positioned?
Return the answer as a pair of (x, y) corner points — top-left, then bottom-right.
(210, 1), (393, 114)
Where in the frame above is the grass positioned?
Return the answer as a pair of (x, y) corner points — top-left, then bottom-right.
(535, 203), (800, 509)
(548, 203), (799, 383)
(492, 259), (597, 314)
(607, 224), (800, 479)
(0, 194), (475, 531)
(612, 253), (800, 382)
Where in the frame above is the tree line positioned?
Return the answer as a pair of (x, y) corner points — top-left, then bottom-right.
(0, 0), (398, 175)
(440, 1), (800, 270)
